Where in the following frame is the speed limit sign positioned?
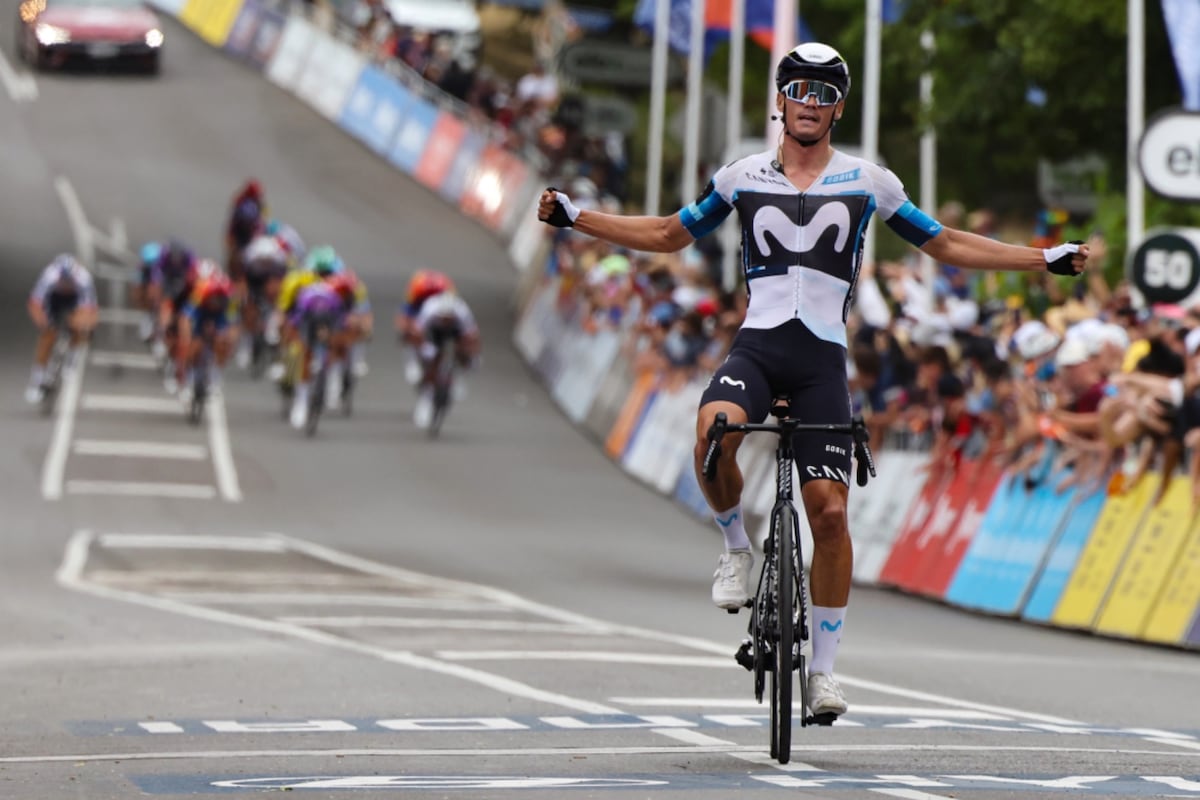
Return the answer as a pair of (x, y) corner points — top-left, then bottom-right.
(1127, 228), (1200, 307)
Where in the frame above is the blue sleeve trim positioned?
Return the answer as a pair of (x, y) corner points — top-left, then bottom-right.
(679, 181), (733, 239)
(885, 200), (943, 247)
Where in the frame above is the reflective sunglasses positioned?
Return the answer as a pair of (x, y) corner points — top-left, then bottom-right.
(781, 79), (843, 106)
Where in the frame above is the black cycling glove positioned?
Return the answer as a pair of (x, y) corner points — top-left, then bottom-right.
(1044, 240), (1085, 276)
(542, 187), (581, 229)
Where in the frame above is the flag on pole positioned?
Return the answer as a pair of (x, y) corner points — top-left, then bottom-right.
(634, 0), (812, 56)
(1160, 0), (1200, 109)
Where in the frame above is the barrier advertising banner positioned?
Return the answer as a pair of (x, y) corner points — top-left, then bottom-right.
(897, 459), (982, 595)
(414, 113), (467, 194)
(919, 458), (1004, 598)
(461, 145), (530, 233)
(943, 473), (1030, 610)
(222, 0), (263, 61)
(265, 15), (316, 92)
(340, 67), (412, 156)
(1021, 486), (1108, 623)
(1094, 476), (1194, 639)
(440, 128), (486, 205)
(852, 451), (929, 585)
(605, 374), (658, 460)
(147, 0), (187, 14)
(877, 463), (951, 587)
(294, 34), (364, 120)
(388, 95), (439, 175)
(1052, 476), (1156, 629)
(1143, 513), (1200, 646)
(180, 0), (243, 46)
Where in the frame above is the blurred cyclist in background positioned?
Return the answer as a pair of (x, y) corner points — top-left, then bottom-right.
(287, 277), (348, 430)
(177, 268), (236, 401)
(325, 270), (372, 411)
(226, 179), (267, 282)
(264, 219), (306, 267)
(238, 232), (291, 370)
(135, 241), (162, 344)
(396, 269), (454, 385)
(273, 245), (344, 390)
(411, 291), (480, 430)
(26, 254), (98, 403)
(154, 240), (200, 395)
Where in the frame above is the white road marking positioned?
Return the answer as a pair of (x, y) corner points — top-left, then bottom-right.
(57, 532), (620, 716)
(66, 481), (218, 499)
(611, 699), (1009, 719)
(275, 617), (601, 634)
(40, 348), (88, 500)
(206, 392), (242, 502)
(836, 674), (1080, 726)
(80, 393), (183, 414)
(5, 743), (1197, 765)
(98, 534), (287, 552)
(871, 791), (956, 800)
(139, 722), (184, 734)
(89, 350), (159, 370)
(272, 535), (1082, 727)
(73, 440), (208, 460)
(0, 37), (37, 102)
(651, 728), (736, 747)
(1147, 738), (1200, 752)
(437, 651), (732, 667)
(161, 593), (502, 611)
(53, 177), (93, 266)
(97, 308), (144, 325)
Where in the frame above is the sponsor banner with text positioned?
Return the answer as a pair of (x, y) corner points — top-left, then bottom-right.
(388, 96), (439, 175)
(1143, 513), (1200, 647)
(264, 14), (316, 92)
(1022, 486), (1108, 623)
(877, 462), (953, 587)
(339, 66), (414, 156)
(1052, 476), (1156, 629)
(414, 113), (468, 195)
(1094, 476), (1194, 639)
(180, 0), (244, 47)
(147, 0), (187, 14)
(294, 33), (365, 120)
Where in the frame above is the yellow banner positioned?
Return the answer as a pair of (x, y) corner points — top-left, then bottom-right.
(180, 0), (243, 47)
(1052, 476), (1155, 629)
(1095, 476), (1193, 638)
(1143, 508), (1200, 645)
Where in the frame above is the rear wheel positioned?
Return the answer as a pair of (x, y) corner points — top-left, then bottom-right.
(306, 369), (324, 437)
(770, 505), (795, 764)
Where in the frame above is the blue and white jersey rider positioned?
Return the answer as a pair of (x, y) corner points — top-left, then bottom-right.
(681, 151), (941, 347)
(31, 255), (98, 317)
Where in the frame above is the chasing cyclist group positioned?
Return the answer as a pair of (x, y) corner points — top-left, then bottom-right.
(25, 179), (481, 432)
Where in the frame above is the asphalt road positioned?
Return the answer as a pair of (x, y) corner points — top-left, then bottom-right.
(1, 8), (1198, 799)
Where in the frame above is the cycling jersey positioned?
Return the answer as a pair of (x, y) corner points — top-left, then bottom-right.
(31, 261), (97, 309)
(277, 270), (318, 314)
(415, 295), (478, 340)
(185, 304), (233, 333)
(680, 149), (942, 347)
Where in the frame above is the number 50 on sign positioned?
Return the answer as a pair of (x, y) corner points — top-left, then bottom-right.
(1127, 228), (1200, 308)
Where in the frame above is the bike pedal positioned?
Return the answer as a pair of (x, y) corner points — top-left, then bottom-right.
(726, 607), (740, 615)
(807, 712), (838, 727)
(734, 641), (755, 672)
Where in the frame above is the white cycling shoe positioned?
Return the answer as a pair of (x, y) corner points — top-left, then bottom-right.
(807, 672), (848, 717)
(711, 549), (753, 610)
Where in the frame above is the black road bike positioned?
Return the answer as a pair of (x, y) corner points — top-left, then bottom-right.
(702, 402), (875, 764)
(186, 330), (217, 426)
(39, 322), (73, 417)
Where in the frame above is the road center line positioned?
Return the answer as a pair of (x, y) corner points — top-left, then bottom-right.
(53, 177), (92, 266)
(0, 35), (36, 102)
(40, 347), (88, 501)
(89, 351), (159, 370)
(206, 393), (242, 502)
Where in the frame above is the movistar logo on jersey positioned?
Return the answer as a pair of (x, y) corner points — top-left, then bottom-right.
(821, 168), (861, 185)
(753, 203), (851, 257)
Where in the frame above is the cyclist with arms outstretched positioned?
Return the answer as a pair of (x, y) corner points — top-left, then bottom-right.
(538, 42), (1087, 721)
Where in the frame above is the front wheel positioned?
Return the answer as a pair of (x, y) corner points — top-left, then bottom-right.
(770, 504), (796, 763)
(306, 371), (324, 438)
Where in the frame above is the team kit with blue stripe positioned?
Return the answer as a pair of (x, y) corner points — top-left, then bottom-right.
(682, 149), (943, 484)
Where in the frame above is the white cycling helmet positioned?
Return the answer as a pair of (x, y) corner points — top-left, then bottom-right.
(775, 42), (851, 98)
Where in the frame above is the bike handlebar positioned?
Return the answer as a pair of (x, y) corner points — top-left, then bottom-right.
(703, 412), (877, 487)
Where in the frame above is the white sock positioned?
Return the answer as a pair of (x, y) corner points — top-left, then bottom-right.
(713, 504), (750, 552)
(810, 606), (846, 676)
